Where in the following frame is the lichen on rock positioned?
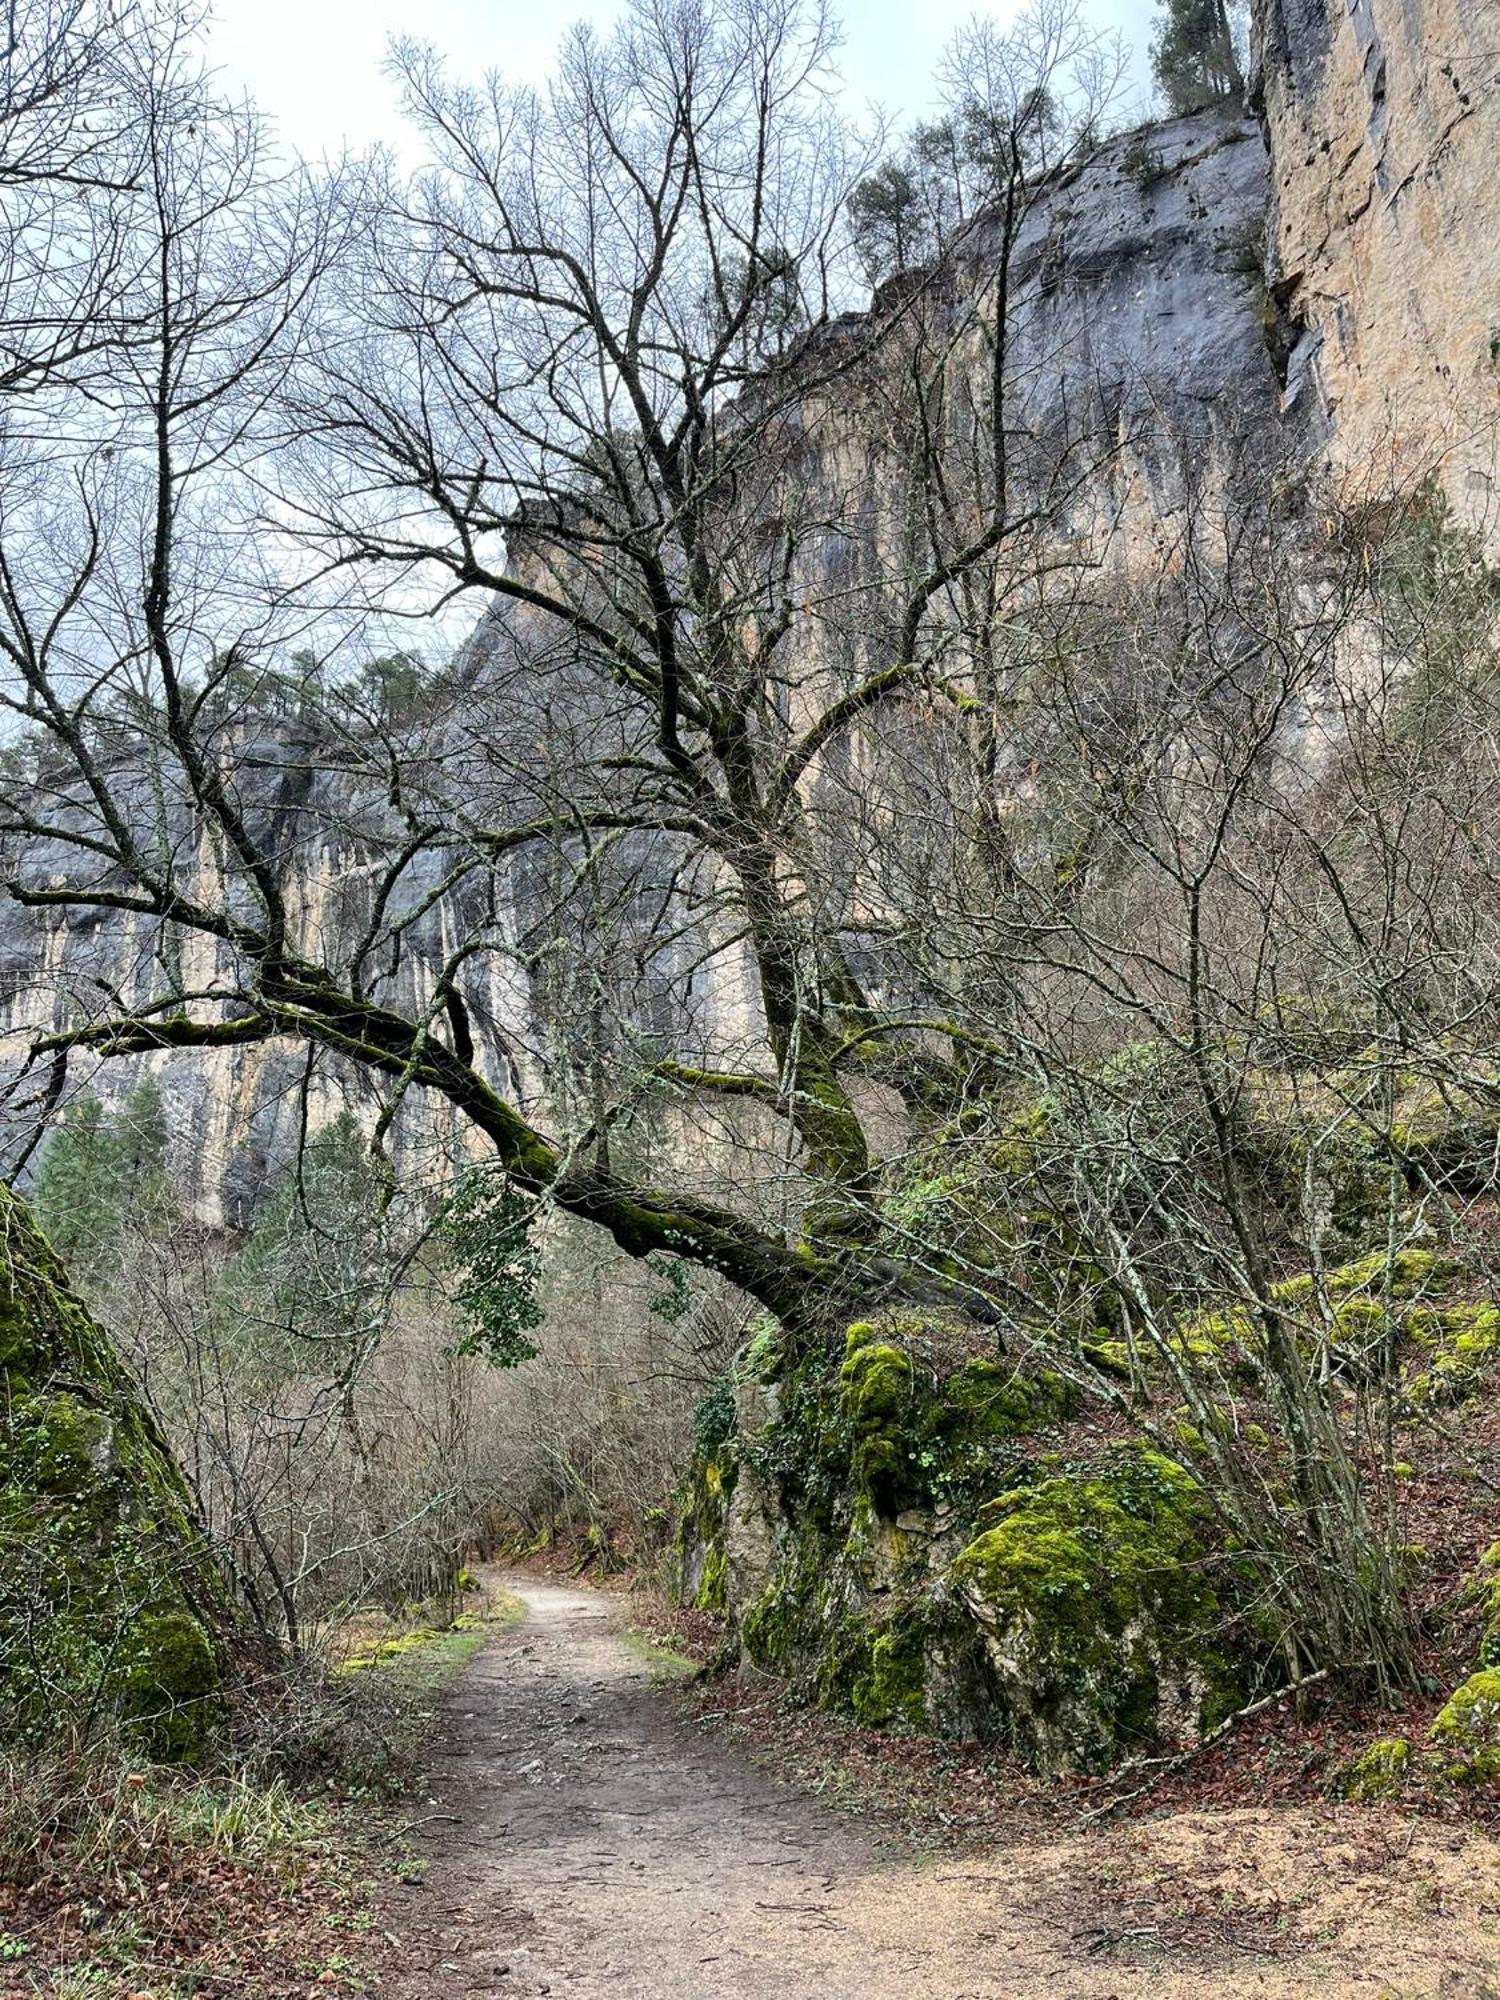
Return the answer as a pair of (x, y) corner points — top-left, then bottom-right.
(0, 1182), (230, 1759)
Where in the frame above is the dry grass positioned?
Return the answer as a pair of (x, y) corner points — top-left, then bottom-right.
(0, 1588), (521, 1997)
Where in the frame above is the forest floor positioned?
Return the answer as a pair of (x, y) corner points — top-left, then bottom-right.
(379, 1570), (1500, 1999)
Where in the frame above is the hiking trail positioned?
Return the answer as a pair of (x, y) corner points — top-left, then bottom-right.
(383, 1572), (1500, 1998)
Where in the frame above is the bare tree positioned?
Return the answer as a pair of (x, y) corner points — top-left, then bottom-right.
(3, 0), (1127, 1332)
(10, 0), (1491, 1700)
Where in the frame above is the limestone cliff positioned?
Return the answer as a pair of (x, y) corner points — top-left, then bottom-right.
(1, 103), (1285, 1215)
(1256, 0), (1500, 538)
(4, 11), (1499, 1212)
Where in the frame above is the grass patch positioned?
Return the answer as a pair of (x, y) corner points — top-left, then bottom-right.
(338, 1585), (525, 1686)
(622, 1624), (699, 1684)
(0, 1747), (368, 1995)
(0, 1581), (527, 1995)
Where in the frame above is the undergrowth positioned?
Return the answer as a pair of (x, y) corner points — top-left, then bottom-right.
(0, 1582), (522, 1997)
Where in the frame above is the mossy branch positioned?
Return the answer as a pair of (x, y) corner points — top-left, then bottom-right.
(29, 982), (842, 1328)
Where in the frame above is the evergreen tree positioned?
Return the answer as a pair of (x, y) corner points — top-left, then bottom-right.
(848, 160), (930, 286)
(216, 1111), (388, 1374)
(31, 1078), (175, 1278)
(1151, 0), (1246, 115)
(115, 1076), (173, 1228)
(31, 1095), (129, 1273)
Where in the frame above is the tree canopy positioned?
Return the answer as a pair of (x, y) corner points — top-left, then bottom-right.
(1151, 0), (1246, 113)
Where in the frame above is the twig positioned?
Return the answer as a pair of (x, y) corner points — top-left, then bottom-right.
(1080, 1664), (1348, 1821)
(376, 1811), (462, 1844)
(1074, 1924), (1162, 1954)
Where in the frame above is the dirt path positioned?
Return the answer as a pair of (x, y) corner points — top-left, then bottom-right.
(383, 1574), (1500, 1998)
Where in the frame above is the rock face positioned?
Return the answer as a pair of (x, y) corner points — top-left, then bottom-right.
(0, 727), (520, 1225)
(0, 102), (1289, 1217)
(1, 17), (1496, 1224)
(956, 103), (1287, 541)
(676, 1317), (1256, 1772)
(1256, 0), (1500, 540)
(0, 1181), (230, 1756)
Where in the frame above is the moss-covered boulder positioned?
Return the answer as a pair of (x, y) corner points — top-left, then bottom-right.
(1466, 1542), (1500, 1668)
(708, 1316), (1083, 1732)
(837, 1319), (1077, 1519)
(949, 1446), (1245, 1772)
(0, 1182), (230, 1758)
(1408, 1301), (1500, 1404)
(1430, 1670), (1500, 1785)
(677, 1306), (1274, 1771)
(677, 1432), (736, 1615)
(1336, 1736), (1415, 1801)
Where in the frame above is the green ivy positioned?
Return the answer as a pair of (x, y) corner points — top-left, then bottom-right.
(441, 1170), (544, 1368)
(692, 1378), (736, 1454)
(646, 1253), (693, 1324)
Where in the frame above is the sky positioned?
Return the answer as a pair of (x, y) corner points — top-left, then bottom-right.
(205, 0), (1162, 162)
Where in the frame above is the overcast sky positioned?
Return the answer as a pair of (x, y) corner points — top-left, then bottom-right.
(205, 0), (1162, 162)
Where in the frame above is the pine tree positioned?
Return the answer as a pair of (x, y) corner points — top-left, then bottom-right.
(216, 1111), (388, 1375)
(1151, 0), (1247, 115)
(31, 1095), (129, 1273)
(848, 160), (930, 286)
(115, 1076), (173, 1231)
(31, 1078), (175, 1277)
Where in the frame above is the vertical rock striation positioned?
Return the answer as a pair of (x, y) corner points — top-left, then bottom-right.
(1256, 0), (1500, 538)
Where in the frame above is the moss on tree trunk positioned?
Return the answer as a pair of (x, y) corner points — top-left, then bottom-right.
(0, 1181), (231, 1759)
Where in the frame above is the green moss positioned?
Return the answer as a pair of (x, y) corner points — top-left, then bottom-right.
(949, 1446), (1245, 1772)
(1389, 1080), (1500, 1173)
(1431, 1669), (1500, 1783)
(736, 1313), (785, 1383)
(1082, 1337), (1133, 1381)
(118, 1612), (223, 1761)
(850, 1622), (927, 1730)
(946, 1358), (1072, 1438)
(1171, 1306), (1258, 1372)
(1465, 1543), (1500, 1667)
(674, 1422), (739, 1616)
(696, 1542), (729, 1614)
(1272, 1247), (1443, 1307)
(715, 1310), (1089, 1746)
(840, 1338), (915, 1424)
(340, 1603), (511, 1686)
(1338, 1736), (1414, 1801)
(1408, 1302), (1500, 1404)
(833, 1327), (1075, 1517)
(1166, 1252), (1453, 1386)
(1333, 1297), (1386, 1339)
(0, 1184), (230, 1760)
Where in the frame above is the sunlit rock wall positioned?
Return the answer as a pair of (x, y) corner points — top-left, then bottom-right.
(1256, 0), (1500, 540)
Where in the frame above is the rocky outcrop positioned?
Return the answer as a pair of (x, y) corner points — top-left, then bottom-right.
(0, 721), (549, 1225)
(677, 1314), (1260, 1772)
(1256, 0), (1500, 539)
(3, 18), (1497, 1235)
(0, 1181), (230, 1756)
(2, 103), (1288, 1220)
